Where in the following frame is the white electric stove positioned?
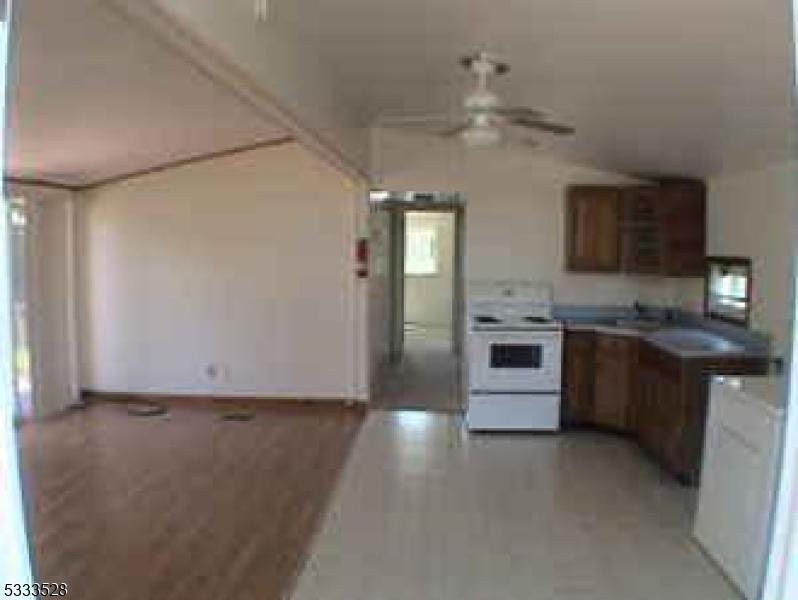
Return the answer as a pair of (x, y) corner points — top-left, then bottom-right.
(465, 282), (563, 431)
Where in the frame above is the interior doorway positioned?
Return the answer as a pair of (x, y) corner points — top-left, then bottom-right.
(369, 192), (465, 413)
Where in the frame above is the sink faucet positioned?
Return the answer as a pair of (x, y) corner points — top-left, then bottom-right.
(633, 301), (644, 319)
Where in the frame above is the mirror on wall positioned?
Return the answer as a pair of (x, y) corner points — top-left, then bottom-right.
(704, 256), (753, 327)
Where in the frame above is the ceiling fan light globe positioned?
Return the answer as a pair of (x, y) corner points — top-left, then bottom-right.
(464, 88), (500, 112)
(462, 125), (502, 147)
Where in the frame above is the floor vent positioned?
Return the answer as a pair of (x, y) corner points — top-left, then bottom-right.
(125, 400), (169, 417)
(219, 410), (255, 422)
(216, 401), (256, 422)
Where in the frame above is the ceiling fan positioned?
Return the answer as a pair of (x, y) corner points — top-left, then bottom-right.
(380, 51), (574, 147)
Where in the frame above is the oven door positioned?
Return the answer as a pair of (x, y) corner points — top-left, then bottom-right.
(468, 330), (562, 393)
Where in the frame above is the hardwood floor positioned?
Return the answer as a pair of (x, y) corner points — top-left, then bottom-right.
(18, 399), (364, 600)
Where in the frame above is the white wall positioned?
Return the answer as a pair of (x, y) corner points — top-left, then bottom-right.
(404, 211), (455, 330)
(706, 161), (797, 354)
(375, 128), (701, 307)
(7, 183), (78, 418)
(79, 142), (361, 400)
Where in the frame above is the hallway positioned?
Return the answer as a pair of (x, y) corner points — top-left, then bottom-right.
(373, 327), (462, 413)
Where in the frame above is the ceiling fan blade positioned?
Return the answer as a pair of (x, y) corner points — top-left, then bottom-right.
(438, 123), (470, 137)
(502, 124), (540, 149)
(510, 117), (575, 135)
(375, 114), (459, 128)
(495, 106), (547, 120)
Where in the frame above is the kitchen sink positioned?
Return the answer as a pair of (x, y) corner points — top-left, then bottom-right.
(645, 328), (745, 355)
(614, 318), (662, 331)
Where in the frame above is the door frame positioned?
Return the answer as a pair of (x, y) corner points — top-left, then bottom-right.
(379, 197), (466, 363)
(388, 207), (405, 362)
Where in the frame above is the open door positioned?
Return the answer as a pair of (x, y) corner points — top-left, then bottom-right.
(452, 206), (465, 357)
(388, 208), (405, 362)
(0, 0), (35, 587)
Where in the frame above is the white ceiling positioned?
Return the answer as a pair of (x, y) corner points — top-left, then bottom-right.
(8, 0), (795, 184)
(7, 0), (288, 188)
(269, 0), (796, 176)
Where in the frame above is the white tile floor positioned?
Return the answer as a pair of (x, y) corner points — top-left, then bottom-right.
(291, 411), (741, 600)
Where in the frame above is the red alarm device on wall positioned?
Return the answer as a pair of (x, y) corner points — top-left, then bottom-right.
(356, 238), (369, 278)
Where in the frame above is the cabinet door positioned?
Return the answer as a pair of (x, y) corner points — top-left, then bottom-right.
(636, 364), (660, 453)
(637, 342), (692, 480)
(563, 331), (595, 426)
(659, 180), (706, 277)
(621, 186), (663, 274)
(566, 186), (622, 272)
(593, 334), (634, 431)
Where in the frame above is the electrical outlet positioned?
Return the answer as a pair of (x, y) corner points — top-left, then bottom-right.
(222, 365), (232, 383)
(205, 364), (219, 381)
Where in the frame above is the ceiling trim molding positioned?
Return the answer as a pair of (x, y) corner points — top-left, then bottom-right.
(102, 0), (369, 185)
(83, 136), (295, 190)
(6, 137), (294, 192)
(4, 177), (84, 192)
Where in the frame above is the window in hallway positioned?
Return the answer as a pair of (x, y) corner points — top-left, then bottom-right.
(403, 211), (456, 344)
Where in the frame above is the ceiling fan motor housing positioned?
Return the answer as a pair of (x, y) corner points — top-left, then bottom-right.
(460, 51), (510, 76)
(464, 88), (501, 114)
(462, 51), (506, 119)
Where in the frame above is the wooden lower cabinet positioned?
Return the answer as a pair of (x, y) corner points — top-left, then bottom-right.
(564, 327), (767, 485)
(563, 330), (636, 433)
(593, 334), (637, 431)
(562, 330), (595, 426)
(636, 341), (707, 484)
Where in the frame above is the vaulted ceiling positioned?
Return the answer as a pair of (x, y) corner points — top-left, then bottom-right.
(270, 0), (796, 176)
(7, 0), (796, 185)
(7, 0), (288, 188)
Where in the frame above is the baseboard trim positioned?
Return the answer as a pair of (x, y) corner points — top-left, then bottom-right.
(81, 390), (367, 413)
(16, 403), (87, 425)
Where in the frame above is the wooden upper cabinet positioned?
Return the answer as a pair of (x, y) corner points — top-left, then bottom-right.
(566, 186), (622, 272)
(657, 180), (706, 277)
(566, 180), (705, 277)
(620, 186), (663, 274)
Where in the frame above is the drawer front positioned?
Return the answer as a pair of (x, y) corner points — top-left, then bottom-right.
(596, 333), (626, 356)
(467, 394), (561, 431)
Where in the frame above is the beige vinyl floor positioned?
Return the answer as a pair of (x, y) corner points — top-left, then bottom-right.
(291, 411), (742, 600)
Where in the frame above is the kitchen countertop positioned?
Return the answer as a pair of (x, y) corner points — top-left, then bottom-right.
(711, 375), (787, 411)
(564, 322), (640, 337)
(564, 320), (770, 361)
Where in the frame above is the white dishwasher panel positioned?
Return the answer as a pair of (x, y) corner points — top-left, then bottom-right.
(694, 377), (784, 600)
